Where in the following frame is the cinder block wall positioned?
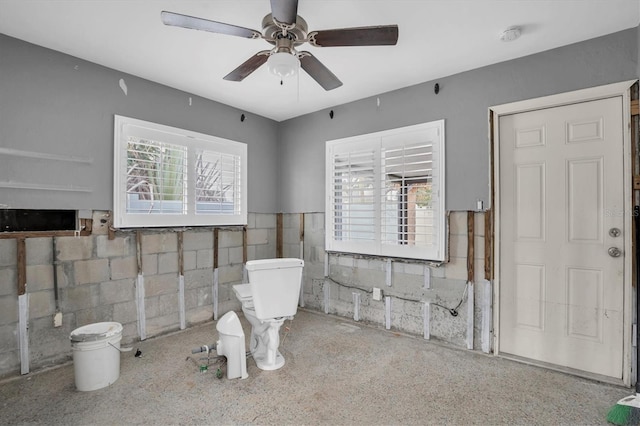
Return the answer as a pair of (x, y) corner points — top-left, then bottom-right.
(0, 210), (487, 378)
(294, 211), (489, 350)
(0, 211), (277, 378)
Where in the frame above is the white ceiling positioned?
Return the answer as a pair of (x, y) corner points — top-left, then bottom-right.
(1, 0), (638, 122)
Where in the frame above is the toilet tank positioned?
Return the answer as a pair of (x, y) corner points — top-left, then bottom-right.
(246, 258), (304, 320)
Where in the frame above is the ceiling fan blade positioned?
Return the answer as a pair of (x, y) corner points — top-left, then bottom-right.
(161, 11), (261, 39)
(299, 52), (342, 91)
(309, 25), (398, 47)
(223, 51), (270, 82)
(270, 0), (299, 26)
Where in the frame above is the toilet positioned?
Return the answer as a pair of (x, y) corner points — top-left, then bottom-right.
(233, 258), (304, 370)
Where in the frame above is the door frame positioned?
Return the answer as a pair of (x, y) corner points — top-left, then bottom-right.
(490, 80), (637, 385)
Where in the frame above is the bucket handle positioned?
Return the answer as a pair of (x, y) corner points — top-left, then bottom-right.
(109, 342), (133, 353)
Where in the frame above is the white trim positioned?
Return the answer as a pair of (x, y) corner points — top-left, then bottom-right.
(490, 79), (636, 385)
(18, 294), (29, 375)
(113, 115), (247, 228)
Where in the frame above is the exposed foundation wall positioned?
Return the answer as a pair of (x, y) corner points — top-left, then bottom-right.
(0, 212), (277, 378)
(287, 211), (489, 350)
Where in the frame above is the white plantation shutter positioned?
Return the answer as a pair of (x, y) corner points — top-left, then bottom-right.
(114, 115), (247, 228)
(195, 149), (242, 216)
(326, 120), (445, 260)
(329, 141), (378, 253)
(126, 138), (187, 214)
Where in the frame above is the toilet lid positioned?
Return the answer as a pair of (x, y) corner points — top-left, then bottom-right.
(233, 283), (252, 300)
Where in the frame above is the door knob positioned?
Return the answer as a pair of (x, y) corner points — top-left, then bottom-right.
(608, 247), (622, 257)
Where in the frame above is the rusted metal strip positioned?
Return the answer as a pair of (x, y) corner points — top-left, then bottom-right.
(177, 231), (184, 276)
(276, 213), (283, 258)
(17, 237), (26, 295)
(213, 228), (219, 269)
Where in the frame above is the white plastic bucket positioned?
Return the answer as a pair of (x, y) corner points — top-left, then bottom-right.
(70, 322), (123, 391)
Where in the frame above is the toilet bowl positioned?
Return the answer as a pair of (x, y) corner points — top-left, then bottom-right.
(233, 258), (304, 370)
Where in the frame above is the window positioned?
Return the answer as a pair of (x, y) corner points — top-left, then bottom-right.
(113, 116), (247, 228)
(326, 120), (445, 260)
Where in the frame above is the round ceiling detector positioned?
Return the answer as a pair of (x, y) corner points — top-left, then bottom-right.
(500, 26), (521, 42)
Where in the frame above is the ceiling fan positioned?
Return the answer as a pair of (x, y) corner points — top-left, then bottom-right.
(161, 0), (398, 90)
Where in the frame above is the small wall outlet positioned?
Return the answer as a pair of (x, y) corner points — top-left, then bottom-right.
(372, 287), (382, 301)
(53, 312), (62, 328)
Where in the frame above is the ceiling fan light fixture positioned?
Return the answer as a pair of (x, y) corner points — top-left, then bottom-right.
(267, 52), (300, 79)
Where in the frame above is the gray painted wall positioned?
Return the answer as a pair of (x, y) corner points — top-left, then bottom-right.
(0, 34), (280, 213)
(278, 27), (639, 213)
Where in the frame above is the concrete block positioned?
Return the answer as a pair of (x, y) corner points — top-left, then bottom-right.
(74, 258), (110, 285)
(474, 212), (485, 237)
(121, 322), (138, 344)
(28, 290), (55, 319)
(26, 238), (53, 265)
(449, 211), (467, 236)
(431, 264), (446, 278)
(183, 251), (197, 271)
(184, 269), (213, 290)
(113, 300), (138, 324)
(144, 273), (178, 297)
(449, 233), (468, 258)
(146, 312), (180, 337)
(184, 286), (210, 309)
(0, 268), (17, 296)
(187, 306), (213, 325)
(0, 325), (18, 353)
(196, 249), (213, 269)
(142, 254), (158, 275)
(445, 256), (468, 281)
(218, 264), (243, 284)
(218, 230), (243, 248)
(55, 236), (93, 261)
(28, 316), (72, 362)
(158, 252), (179, 274)
(183, 231), (213, 251)
(246, 213), (257, 229)
(0, 295), (18, 324)
(100, 279), (135, 305)
(255, 213), (276, 229)
(61, 284), (99, 312)
(256, 244), (275, 260)
(245, 245), (256, 261)
(217, 248), (229, 267)
(337, 256), (354, 267)
(110, 256), (138, 280)
(228, 247), (243, 265)
(0, 240), (16, 267)
(283, 213), (300, 229)
(26, 264), (54, 292)
(247, 228), (268, 245)
(402, 263), (426, 276)
(141, 233), (177, 254)
(145, 292), (180, 318)
(97, 235), (132, 258)
(75, 304), (114, 326)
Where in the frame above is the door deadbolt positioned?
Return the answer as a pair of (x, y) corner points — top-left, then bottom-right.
(608, 247), (622, 257)
(609, 228), (621, 237)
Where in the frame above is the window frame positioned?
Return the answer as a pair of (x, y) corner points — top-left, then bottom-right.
(113, 115), (247, 228)
(325, 120), (446, 261)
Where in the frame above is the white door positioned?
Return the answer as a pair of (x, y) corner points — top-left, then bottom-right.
(498, 96), (625, 379)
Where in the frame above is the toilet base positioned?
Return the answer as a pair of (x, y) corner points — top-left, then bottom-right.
(253, 349), (285, 371)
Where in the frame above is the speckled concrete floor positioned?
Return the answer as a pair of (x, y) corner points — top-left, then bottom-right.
(0, 309), (632, 425)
